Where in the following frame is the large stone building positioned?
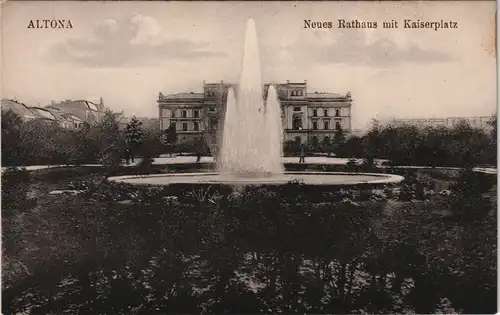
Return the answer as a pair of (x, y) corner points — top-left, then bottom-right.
(158, 81), (352, 149)
(390, 116), (493, 130)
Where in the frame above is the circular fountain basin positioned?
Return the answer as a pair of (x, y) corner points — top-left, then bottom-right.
(108, 171), (404, 186)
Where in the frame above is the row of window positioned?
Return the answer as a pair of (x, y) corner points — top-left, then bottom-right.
(292, 107), (341, 117)
(170, 121), (200, 132)
(168, 119), (218, 132)
(290, 90), (304, 96)
(311, 136), (332, 145)
(167, 107), (342, 118)
(312, 121), (342, 130)
(292, 116), (342, 130)
(313, 109), (341, 117)
(170, 109), (200, 118)
(169, 119), (343, 132)
(294, 136), (342, 145)
(62, 122), (84, 129)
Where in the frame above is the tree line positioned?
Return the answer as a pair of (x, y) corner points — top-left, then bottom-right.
(286, 117), (497, 167)
(2, 109), (496, 168)
(1, 110), (164, 169)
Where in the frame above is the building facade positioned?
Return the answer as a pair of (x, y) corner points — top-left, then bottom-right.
(49, 98), (106, 124)
(390, 116), (493, 130)
(158, 81), (352, 149)
(45, 107), (86, 129)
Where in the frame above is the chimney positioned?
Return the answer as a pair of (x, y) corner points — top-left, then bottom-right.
(286, 80), (290, 84)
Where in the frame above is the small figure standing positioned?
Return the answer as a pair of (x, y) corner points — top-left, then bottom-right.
(299, 144), (306, 164)
(124, 148), (131, 165)
(196, 149), (202, 164)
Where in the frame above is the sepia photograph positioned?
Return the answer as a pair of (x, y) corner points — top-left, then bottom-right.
(1, 1), (497, 314)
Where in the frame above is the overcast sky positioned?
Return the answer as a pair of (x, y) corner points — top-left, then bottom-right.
(2, 1), (496, 129)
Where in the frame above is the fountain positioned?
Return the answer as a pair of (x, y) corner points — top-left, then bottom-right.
(107, 18), (404, 187)
(219, 19), (283, 176)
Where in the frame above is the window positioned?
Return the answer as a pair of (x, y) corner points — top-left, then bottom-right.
(210, 117), (218, 130)
(209, 106), (216, 112)
(194, 110), (199, 118)
(293, 116), (302, 130)
(291, 91), (295, 96)
(313, 121), (318, 130)
(335, 109), (340, 117)
(313, 109), (318, 117)
(172, 111), (176, 118)
(170, 122), (176, 130)
(294, 136), (301, 145)
(182, 110), (187, 118)
(293, 107), (301, 111)
(324, 121), (329, 130)
(312, 136), (319, 146)
(335, 121), (341, 130)
(182, 122), (188, 131)
(324, 109), (328, 116)
(194, 122), (199, 131)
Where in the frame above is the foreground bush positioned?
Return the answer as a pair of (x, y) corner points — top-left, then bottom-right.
(2, 170), (497, 314)
(1, 167), (31, 215)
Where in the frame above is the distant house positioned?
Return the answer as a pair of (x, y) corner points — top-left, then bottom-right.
(1, 99), (37, 121)
(66, 114), (86, 129)
(29, 106), (57, 122)
(46, 107), (85, 129)
(49, 97), (106, 124)
(390, 116), (494, 130)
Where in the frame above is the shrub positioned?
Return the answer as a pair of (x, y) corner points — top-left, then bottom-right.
(1, 167), (31, 214)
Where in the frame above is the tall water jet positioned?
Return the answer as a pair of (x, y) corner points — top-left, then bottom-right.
(220, 87), (238, 173)
(264, 85), (284, 173)
(219, 18), (284, 175)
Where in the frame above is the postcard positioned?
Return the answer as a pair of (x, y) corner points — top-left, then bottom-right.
(1, 1), (497, 314)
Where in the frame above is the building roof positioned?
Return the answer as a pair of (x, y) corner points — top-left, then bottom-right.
(52, 100), (100, 112)
(29, 107), (57, 120)
(164, 92), (205, 99)
(307, 92), (345, 99)
(160, 82), (351, 102)
(86, 101), (99, 111)
(1, 99), (37, 118)
(45, 107), (71, 122)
